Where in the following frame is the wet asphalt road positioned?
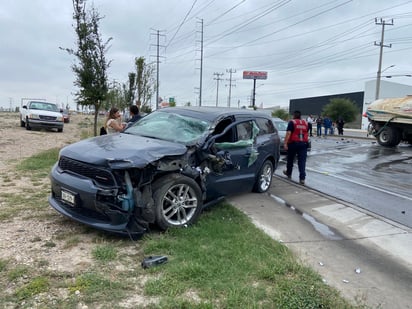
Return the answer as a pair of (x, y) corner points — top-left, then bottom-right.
(276, 133), (412, 228)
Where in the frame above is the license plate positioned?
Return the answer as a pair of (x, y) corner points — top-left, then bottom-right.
(61, 190), (75, 206)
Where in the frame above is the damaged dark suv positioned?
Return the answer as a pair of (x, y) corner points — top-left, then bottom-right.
(49, 107), (280, 237)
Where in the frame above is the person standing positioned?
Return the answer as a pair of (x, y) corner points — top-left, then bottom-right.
(105, 107), (125, 133)
(306, 114), (314, 137)
(316, 115), (323, 137)
(125, 105), (142, 128)
(337, 117), (345, 135)
(283, 110), (309, 185)
(323, 115), (332, 137)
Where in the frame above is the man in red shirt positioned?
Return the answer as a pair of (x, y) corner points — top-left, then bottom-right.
(283, 110), (309, 185)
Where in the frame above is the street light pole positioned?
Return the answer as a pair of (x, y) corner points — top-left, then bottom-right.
(376, 64), (395, 100)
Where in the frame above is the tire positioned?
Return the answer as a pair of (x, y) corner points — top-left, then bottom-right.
(58, 128), (63, 132)
(377, 126), (400, 147)
(152, 174), (203, 230)
(25, 118), (31, 130)
(20, 118), (25, 127)
(253, 159), (273, 193)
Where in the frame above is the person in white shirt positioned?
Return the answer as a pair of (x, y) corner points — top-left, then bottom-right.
(105, 107), (126, 134)
(306, 115), (314, 137)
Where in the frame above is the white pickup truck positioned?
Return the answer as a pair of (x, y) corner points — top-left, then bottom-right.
(20, 101), (64, 132)
(366, 96), (412, 147)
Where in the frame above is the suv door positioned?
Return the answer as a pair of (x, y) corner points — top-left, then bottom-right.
(206, 118), (262, 198)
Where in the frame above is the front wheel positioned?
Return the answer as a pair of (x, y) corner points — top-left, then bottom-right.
(253, 159), (273, 193)
(25, 118), (31, 130)
(152, 174), (203, 230)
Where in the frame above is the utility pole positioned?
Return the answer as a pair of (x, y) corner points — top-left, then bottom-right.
(196, 19), (204, 106)
(213, 72), (224, 107)
(226, 68), (236, 107)
(150, 29), (165, 109)
(374, 18), (393, 100)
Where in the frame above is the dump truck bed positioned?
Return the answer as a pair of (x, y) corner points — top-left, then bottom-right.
(366, 96), (412, 124)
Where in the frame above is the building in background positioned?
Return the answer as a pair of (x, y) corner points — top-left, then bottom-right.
(289, 80), (412, 129)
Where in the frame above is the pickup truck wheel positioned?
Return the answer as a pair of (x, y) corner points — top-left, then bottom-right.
(377, 126), (400, 147)
(152, 174), (203, 230)
(25, 118), (31, 130)
(20, 119), (25, 127)
(58, 128), (63, 132)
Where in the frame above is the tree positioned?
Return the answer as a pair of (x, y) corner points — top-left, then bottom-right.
(105, 81), (128, 112)
(272, 109), (289, 120)
(322, 98), (358, 123)
(126, 72), (136, 106)
(61, 0), (112, 136)
(132, 57), (156, 112)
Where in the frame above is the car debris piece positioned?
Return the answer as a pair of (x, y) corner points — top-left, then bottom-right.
(141, 255), (168, 269)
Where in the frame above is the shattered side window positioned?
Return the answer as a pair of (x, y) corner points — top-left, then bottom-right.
(255, 117), (275, 135)
(215, 121), (257, 148)
(237, 121), (252, 140)
(215, 120), (259, 167)
(124, 111), (211, 144)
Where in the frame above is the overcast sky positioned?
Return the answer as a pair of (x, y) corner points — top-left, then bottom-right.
(1, 0), (412, 110)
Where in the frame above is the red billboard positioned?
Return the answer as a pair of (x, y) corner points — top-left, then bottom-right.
(243, 71), (267, 80)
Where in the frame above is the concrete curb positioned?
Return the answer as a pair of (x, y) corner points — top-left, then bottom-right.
(228, 177), (412, 308)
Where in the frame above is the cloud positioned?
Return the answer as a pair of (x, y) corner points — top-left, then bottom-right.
(1, 0), (412, 110)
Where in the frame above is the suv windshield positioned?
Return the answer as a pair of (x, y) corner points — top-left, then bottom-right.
(124, 111), (211, 144)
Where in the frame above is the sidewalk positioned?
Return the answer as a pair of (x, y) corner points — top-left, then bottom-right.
(314, 128), (374, 140)
(229, 177), (412, 308)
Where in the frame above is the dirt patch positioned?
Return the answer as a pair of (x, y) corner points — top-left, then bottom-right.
(0, 113), (97, 270)
(0, 113), (163, 308)
(0, 113), (90, 165)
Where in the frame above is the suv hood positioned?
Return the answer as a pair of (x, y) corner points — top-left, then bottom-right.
(60, 133), (188, 168)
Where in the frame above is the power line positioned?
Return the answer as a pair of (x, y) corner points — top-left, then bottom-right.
(166, 0), (198, 48)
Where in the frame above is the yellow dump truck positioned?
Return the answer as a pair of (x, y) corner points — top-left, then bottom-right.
(366, 96), (412, 147)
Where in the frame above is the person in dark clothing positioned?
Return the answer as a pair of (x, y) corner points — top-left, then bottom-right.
(128, 105), (142, 124)
(337, 117), (345, 135)
(323, 115), (332, 136)
(283, 110), (309, 185)
(316, 116), (323, 137)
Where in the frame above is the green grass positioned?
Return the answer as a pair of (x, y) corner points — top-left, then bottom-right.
(0, 259), (8, 272)
(141, 204), (354, 308)
(0, 147), (364, 308)
(92, 244), (118, 262)
(17, 148), (60, 172)
(68, 272), (126, 303)
(15, 276), (49, 300)
(8, 265), (31, 281)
